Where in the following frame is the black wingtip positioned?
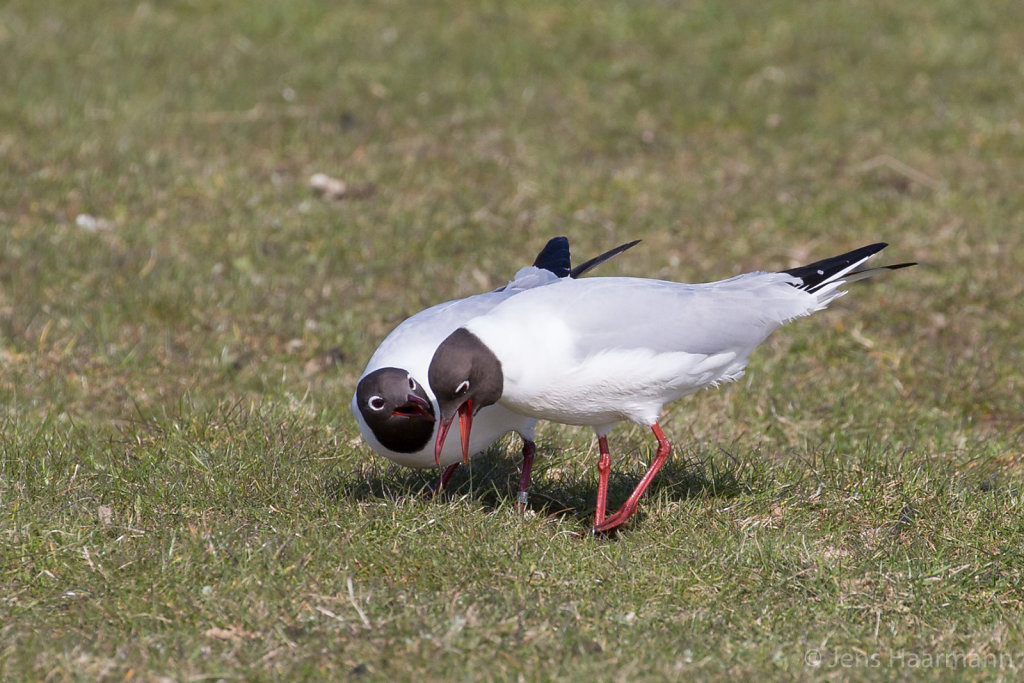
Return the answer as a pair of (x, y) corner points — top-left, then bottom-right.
(532, 236), (571, 278)
(783, 243), (890, 292)
(569, 239), (642, 278)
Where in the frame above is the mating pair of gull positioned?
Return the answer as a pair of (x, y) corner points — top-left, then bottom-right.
(353, 238), (912, 532)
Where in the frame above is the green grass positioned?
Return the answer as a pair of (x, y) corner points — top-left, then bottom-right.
(3, 0), (1024, 679)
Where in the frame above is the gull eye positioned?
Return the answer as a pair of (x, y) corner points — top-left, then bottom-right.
(455, 380), (470, 395)
(408, 377), (418, 391)
(368, 396), (386, 411)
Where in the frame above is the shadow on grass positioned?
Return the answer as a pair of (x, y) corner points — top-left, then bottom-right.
(331, 445), (754, 529)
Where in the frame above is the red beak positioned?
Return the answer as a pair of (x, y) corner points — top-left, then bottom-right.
(457, 399), (473, 465)
(434, 399), (473, 467)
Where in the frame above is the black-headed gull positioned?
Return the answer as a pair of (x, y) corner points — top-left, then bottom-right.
(351, 236), (639, 503)
(428, 243), (914, 532)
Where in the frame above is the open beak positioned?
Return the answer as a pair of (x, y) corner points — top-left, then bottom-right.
(434, 399), (473, 467)
(393, 393), (433, 419)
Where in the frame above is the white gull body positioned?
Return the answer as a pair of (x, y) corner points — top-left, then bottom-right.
(463, 270), (833, 433)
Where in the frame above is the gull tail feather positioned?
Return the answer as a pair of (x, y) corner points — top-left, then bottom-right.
(570, 240), (642, 279)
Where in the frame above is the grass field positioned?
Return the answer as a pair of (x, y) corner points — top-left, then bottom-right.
(3, 0), (1024, 679)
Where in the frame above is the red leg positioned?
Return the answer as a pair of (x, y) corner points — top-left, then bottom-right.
(595, 436), (612, 526)
(593, 423), (671, 533)
(515, 439), (536, 511)
(426, 463), (460, 498)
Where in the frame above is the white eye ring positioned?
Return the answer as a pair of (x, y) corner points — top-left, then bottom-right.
(368, 396), (386, 411)
(408, 377), (418, 391)
(455, 380), (470, 395)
